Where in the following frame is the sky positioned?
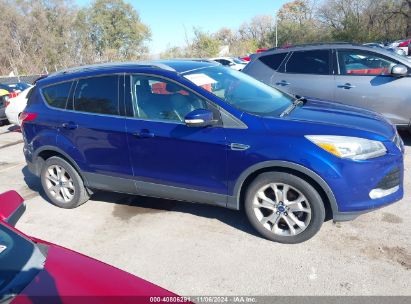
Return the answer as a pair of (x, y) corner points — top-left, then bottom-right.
(75, 0), (289, 54)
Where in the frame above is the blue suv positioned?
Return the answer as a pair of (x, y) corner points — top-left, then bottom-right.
(22, 60), (404, 243)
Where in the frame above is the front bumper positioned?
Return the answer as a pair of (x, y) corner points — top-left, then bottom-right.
(328, 149), (404, 221)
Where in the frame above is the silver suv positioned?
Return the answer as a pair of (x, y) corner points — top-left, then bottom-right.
(243, 43), (411, 129)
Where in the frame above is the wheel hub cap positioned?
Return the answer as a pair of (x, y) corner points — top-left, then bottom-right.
(253, 182), (312, 237)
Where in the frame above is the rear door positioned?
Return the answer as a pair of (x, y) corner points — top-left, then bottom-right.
(57, 75), (132, 187)
(272, 49), (335, 100)
(334, 49), (411, 126)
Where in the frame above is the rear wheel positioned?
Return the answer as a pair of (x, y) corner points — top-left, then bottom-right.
(245, 172), (325, 244)
(40, 156), (89, 208)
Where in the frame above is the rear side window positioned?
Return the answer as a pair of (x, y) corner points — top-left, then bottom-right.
(259, 53), (288, 70)
(73, 76), (119, 115)
(42, 82), (73, 109)
(285, 50), (330, 75)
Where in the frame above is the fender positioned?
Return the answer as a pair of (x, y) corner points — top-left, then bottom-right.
(32, 145), (89, 187)
(227, 160), (338, 215)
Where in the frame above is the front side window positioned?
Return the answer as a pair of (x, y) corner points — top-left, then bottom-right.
(285, 50), (330, 75)
(130, 75), (209, 123)
(337, 50), (398, 76)
(73, 76), (119, 115)
(182, 66), (292, 116)
(42, 81), (73, 109)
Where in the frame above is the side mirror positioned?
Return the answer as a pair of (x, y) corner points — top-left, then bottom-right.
(0, 191), (25, 227)
(184, 109), (215, 127)
(391, 64), (408, 77)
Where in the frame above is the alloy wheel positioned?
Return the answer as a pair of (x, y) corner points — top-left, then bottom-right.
(45, 165), (75, 203)
(253, 183), (312, 236)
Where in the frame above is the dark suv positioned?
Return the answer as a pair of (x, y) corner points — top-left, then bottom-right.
(22, 60), (404, 243)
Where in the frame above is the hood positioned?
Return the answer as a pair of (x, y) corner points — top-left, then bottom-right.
(16, 244), (176, 302)
(277, 98), (396, 139)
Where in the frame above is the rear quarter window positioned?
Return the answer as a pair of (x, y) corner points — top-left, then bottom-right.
(42, 82), (73, 109)
(259, 53), (288, 70)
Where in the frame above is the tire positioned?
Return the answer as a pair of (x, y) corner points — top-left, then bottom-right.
(244, 172), (325, 244)
(40, 156), (90, 209)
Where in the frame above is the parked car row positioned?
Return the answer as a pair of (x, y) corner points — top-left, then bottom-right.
(210, 56), (248, 70)
(0, 82), (32, 124)
(1, 43), (406, 300)
(19, 59), (403, 246)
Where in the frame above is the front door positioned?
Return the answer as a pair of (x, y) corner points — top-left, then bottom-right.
(125, 74), (228, 206)
(334, 49), (411, 126)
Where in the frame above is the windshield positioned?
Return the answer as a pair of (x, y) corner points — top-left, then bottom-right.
(183, 66), (292, 116)
(0, 223), (45, 301)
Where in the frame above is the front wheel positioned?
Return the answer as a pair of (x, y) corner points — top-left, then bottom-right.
(245, 172), (325, 244)
(40, 156), (90, 209)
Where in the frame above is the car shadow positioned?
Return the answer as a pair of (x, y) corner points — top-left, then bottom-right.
(22, 166), (49, 202)
(89, 191), (260, 239)
(21, 166), (260, 238)
(8, 125), (21, 133)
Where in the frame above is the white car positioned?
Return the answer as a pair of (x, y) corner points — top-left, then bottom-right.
(5, 86), (33, 126)
(210, 57), (247, 71)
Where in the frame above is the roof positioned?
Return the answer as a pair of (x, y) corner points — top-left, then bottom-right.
(254, 42), (411, 65)
(50, 59), (218, 76)
(39, 60), (219, 85)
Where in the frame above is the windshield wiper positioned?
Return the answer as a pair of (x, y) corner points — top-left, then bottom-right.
(280, 96), (307, 117)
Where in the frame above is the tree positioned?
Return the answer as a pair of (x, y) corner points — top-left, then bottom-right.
(79, 0), (151, 61)
(189, 28), (221, 57)
(271, 0), (329, 46)
(238, 15), (274, 48)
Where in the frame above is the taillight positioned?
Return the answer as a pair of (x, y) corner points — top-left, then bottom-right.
(8, 92), (18, 99)
(19, 112), (38, 126)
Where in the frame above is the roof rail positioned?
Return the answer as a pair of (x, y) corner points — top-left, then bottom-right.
(266, 42), (361, 51)
(50, 61), (176, 77)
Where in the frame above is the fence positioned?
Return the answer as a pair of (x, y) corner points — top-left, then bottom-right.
(0, 75), (43, 85)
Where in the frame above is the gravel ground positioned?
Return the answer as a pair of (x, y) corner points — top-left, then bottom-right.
(0, 123), (410, 296)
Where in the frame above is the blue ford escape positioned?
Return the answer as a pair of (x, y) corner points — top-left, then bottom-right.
(21, 60), (404, 243)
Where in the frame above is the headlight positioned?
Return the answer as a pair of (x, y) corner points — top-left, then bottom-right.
(305, 135), (387, 160)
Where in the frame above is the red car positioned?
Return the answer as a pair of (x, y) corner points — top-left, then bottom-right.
(240, 48), (268, 62)
(0, 191), (189, 304)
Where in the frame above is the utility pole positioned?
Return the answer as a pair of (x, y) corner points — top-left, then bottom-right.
(275, 12), (278, 47)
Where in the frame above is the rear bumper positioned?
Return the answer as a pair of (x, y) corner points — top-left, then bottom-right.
(5, 107), (19, 125)
(24, 145), (39, 176)
(0, 107), (6, 120)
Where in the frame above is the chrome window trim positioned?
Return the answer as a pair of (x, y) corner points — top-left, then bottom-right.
(40, 73), (125, 119)
(125, 72), (247, 129)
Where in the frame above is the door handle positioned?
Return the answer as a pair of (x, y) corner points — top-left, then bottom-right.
(337, 83), (356, 89)
(62, 122), (78, 130)
(133, 129), (154, 138)
(275, 80), (291, 86)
